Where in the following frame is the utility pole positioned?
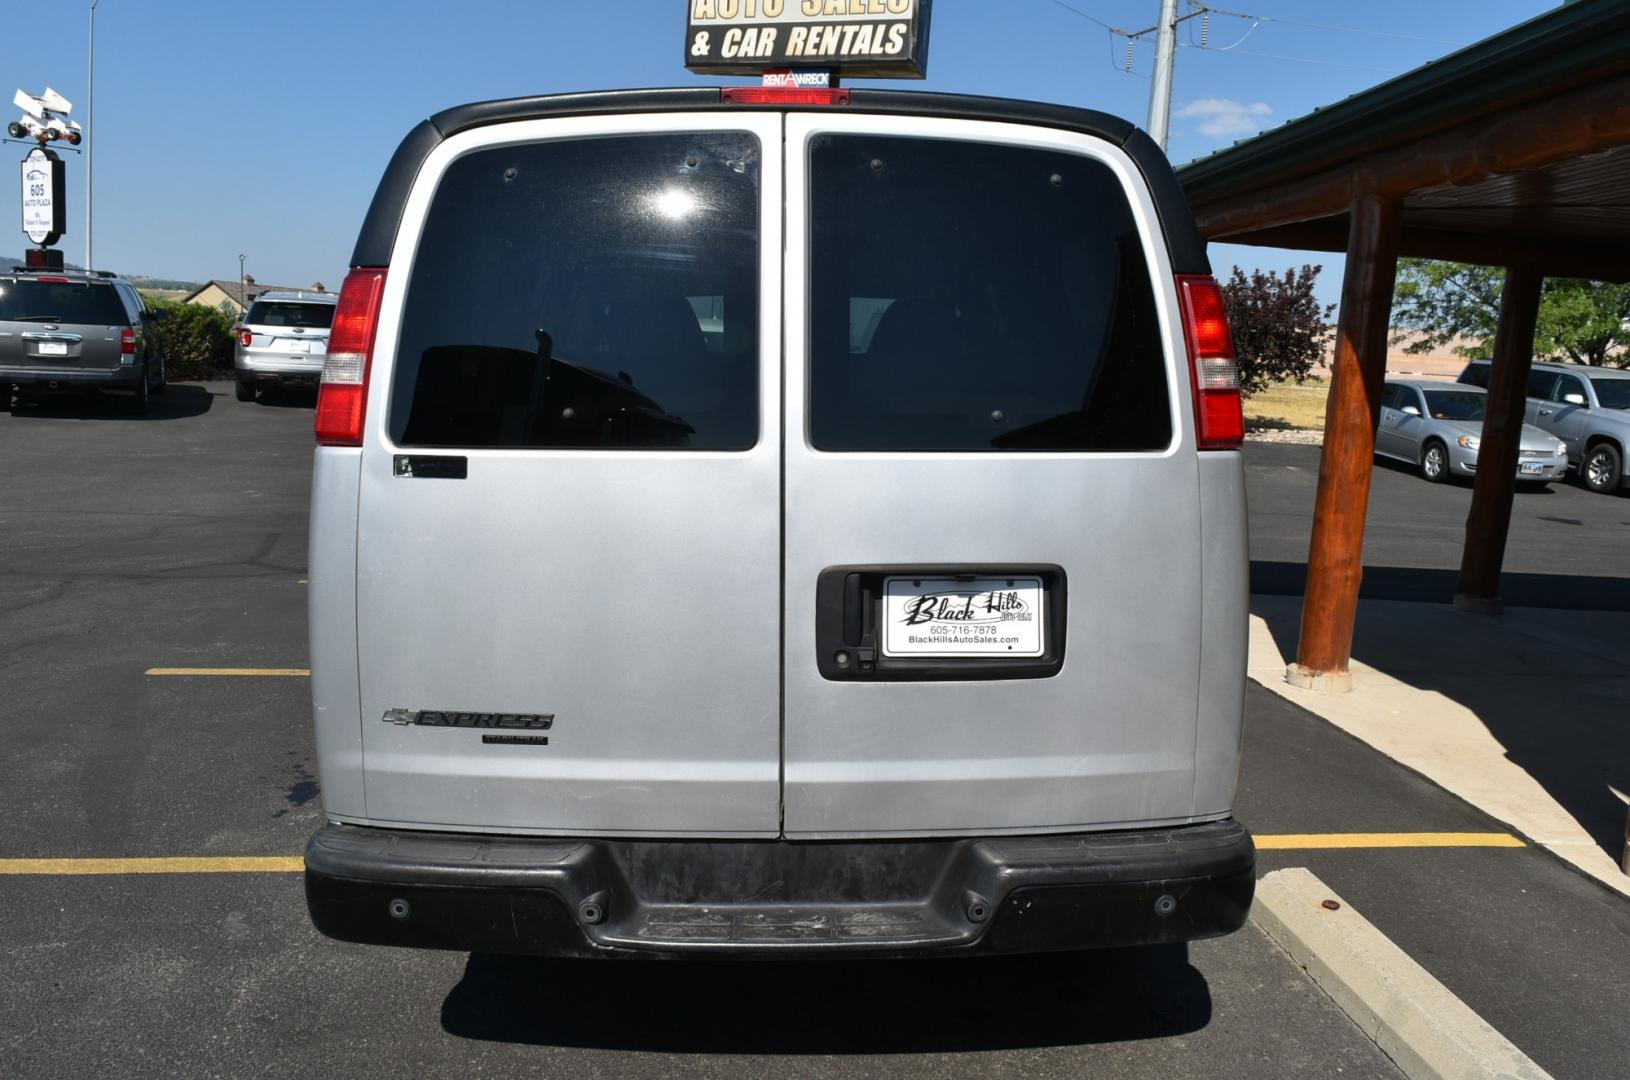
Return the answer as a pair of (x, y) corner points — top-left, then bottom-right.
(1147, 0), (1180, 151)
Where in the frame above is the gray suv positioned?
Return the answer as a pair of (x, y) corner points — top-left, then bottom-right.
(1458, 360), (1630, 494)
(0, 267), (167, 413)
(233, 290), (336, 402)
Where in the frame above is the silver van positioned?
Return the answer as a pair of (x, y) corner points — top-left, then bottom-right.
(302, 89), (1255, 958)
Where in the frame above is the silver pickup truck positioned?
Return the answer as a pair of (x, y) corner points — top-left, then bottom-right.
(1459, 360), (1630, 494)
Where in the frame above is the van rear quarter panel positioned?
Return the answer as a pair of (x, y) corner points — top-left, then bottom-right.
(1194, 451), (1248, 815)
(308, 447), (365, 819)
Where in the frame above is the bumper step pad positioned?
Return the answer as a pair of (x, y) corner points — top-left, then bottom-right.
(304, 819), (1255, 958)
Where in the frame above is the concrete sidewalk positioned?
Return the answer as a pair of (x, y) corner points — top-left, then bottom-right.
(1248, 594), (1630, 897)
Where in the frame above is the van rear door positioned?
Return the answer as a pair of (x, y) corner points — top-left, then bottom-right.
(352, 114), (783, 835)
(781, 115), (1203, 837)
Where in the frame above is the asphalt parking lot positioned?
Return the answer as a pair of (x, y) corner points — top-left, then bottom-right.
(1247, 440), (1630, 608)
(3, 384), (1626, 1078)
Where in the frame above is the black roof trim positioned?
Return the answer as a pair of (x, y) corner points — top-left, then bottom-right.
(350, 88), (1208, 275)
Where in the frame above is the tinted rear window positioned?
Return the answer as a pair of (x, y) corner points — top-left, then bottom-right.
(1457, 363), (1490, 389)
(1589, 376), (1630, 410)
(1422, 390), (1486, 421)
(808, 135), (1171, 452)
(1526, 370), (1557, 399)
(389, 132), (760, 450)
(0, 280), (128, 325)
(246, 301), (333, 329)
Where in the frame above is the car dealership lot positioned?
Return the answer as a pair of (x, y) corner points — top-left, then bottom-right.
(3, 383), (1627, 1078)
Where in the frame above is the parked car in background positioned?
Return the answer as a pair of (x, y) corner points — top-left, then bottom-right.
(1377, 379), (1567, 484)
(234, 290), (336, 402)
(0, 267), (167, 413)
(1458, 360), (1630, 494)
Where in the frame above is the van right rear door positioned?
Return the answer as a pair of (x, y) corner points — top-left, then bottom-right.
(780, 114), (1206, 838)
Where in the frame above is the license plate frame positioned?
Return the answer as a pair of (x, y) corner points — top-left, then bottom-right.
(880, 575), (1046, 659)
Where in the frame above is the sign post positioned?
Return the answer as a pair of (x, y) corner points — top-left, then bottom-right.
(685, 0), (932, 79)
(11, 86), (77, 268)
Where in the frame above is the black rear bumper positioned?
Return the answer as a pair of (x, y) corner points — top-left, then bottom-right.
(4, 366), (140, 390)
(305, 820), (1254, 958)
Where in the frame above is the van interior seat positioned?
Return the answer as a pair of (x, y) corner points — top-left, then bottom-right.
(602, 292), (718, 419)
(855, 298), (980, 411)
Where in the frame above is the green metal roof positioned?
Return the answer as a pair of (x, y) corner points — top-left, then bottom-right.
(1176, 0), (1630, 201)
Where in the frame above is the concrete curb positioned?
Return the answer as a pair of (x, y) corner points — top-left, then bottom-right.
(1252, 868), (1552, 1080)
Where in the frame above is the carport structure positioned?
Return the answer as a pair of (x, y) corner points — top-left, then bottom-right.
(1177, 0), (1630, 691)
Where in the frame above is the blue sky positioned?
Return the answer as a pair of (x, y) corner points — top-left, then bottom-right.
(4, 0), (1552, 299)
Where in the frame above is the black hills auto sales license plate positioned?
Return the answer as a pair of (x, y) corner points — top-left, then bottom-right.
(881, 576), (1045, 659)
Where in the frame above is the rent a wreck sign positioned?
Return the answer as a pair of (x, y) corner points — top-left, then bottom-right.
(685, 0), (931, 78)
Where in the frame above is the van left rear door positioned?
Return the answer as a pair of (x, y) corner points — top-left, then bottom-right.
(353, 114), (783, 836)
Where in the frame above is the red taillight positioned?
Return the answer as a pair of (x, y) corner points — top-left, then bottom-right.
(33, 275), (70, 283)
(238, 328), (253, 348)
(120, 327), (136, 354)
(314, 268), (387, 446)
(721, 87), (850, 106)
(1176, 274), (1244, 450)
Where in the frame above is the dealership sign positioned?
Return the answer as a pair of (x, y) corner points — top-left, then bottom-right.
(21, 146), (65, 247)
(686, 0), (931, 78)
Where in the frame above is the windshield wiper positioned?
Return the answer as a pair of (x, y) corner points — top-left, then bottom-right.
(13, 314), (64, 322)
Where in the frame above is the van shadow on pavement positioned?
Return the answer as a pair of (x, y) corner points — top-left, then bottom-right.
(247, 386), (318, 409)
(1252, 582), (1630, 864)
(8, 381), (215, 421)
(440, 946), (1210, 1052)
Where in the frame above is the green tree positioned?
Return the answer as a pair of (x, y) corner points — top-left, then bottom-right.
(142, 297), (236, 380)
(1218, 265), (1335, 397)
(1391, 259), (1630, 366)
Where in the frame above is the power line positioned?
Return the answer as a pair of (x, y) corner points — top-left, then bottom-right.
(1177, 42), (1398, 73)
(1195, 3), (1460, 46)
(1040, 0), (1422, 78)
(1044, 0), (1122, 33)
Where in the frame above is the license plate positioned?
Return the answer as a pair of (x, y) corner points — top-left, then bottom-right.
(1520, 462), (1544, 475)
(38, 341), (67, 356)
(881, 575), (1045, 658)
(288, 340), (310, 353)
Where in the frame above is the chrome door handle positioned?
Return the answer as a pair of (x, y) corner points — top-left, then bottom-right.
(1538, 409), (1553, 416)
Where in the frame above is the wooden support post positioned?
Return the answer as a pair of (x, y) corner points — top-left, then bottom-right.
(1288, 184), (1401, 693)
(1455, 265), (1543, 613)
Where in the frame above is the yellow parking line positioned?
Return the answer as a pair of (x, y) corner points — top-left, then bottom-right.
(145, 667), (310, 677)
(1256, 832), (1524, 850)
(0, 834), (1525, 876)
(0, 856), (304, 875)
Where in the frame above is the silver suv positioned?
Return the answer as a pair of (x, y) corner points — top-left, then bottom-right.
(1458, 360), (1630, 494)
(233, 290), (336, 402)
(301, 89), (1255, 959)
(0, 267), (167, 413)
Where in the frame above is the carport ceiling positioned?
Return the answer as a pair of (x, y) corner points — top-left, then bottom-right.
(1177, 0), (1630, 282)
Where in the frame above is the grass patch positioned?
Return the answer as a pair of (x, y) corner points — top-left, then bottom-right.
(1243, 377), (1329, 431)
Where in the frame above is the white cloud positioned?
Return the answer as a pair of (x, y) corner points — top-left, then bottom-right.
(1175, 98), (1273, 140)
